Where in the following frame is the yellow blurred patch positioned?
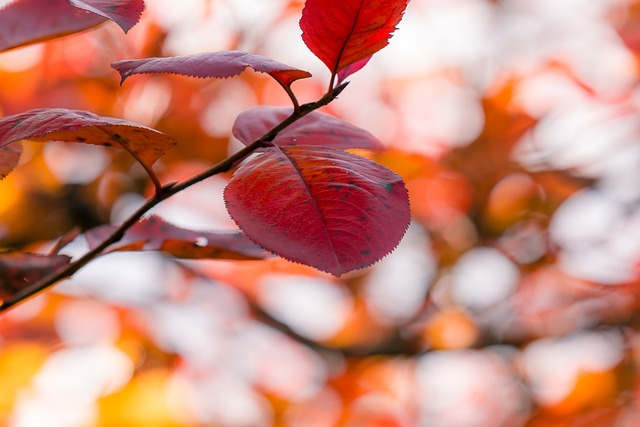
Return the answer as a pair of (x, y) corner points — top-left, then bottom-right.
(0, 342), (49, 417)
(97, 368), (185, 427)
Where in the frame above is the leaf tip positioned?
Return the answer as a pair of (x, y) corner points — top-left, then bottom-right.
(332, 81), (350, 97)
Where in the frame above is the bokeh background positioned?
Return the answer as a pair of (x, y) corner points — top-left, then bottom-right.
(1, 0), (640, 426)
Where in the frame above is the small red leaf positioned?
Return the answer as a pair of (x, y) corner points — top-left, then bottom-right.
(300, 0), (408, 80)
(233, 107), (384, 150)
(224, 146), (410, 276)
(68, 0), (145, 33)
(0, 252), (71, 300)
(112, 50), (312, 88)
(337, 56), (371, 84)
(0, 142), (21, 180)
(85, 215), (267, 260)
(0, 108), (177, 169)
(0, 0), (143, 53)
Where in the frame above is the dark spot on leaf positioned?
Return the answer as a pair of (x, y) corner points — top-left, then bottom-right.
(76, 136), (87, 142)
(379, 181), (393, 193)
(360, 249), (371, 255)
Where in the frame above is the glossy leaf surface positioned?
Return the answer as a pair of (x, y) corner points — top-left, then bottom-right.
(233, 106), (384, 150)
(0, 0), (143, 53)
(0, 253), (71, 300)
(112, 50), (312, 88)
(85, 215), (267, 260)
(300, 0), (408, 80)
(0, 108), (177, 172)
(224, 146), (410, 276)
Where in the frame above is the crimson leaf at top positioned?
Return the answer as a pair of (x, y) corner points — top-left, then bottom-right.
(112, 51), (312, 88)
(233, 107), (383, 150)
(0, 0), (144, 53)
(224, 146), (410, 276)
(300, 0), (408, 82)
(0, 108), (177, 178)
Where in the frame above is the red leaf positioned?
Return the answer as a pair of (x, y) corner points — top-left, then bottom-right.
(112, 50), (312, 88)
(233, 107), (383, 150)
(300, 0), (408, 80)
(0, 0), (142, 53)
(0, 108), (177, 170)
(0, 142), (21, 180)
(224, 146), (410, 276)
(337, 56), (371, 85)
(85, 215), (267, 260)
(67, 0), (144, 33)
(0, 252), (71, 300)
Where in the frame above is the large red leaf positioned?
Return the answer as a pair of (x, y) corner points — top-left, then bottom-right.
(84, 215), (267, 260)
(224, 146), (410, 276)
(0, 0), (143, 53)
(0, 108), (177, 171)
(67, 0), (144, 32)
(233, 107), (383, 150)
(112, 51), (312, 88)
(0, 252), (71, 300)
(300, 0), (408, 81)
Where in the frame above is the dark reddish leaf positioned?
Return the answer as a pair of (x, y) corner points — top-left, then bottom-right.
(0, 0), (143, 53)
(68, 0), (144, 33)
(112, 50), (312, 88)
(224, 146), (410, 276)
(300, 0), (408, 80)
(0, 108), (177, 170)
(50, 227), (83, 255)
(85, 215), (267, 260)
(0, 0), (103, 52)
(0, 142), (21, 180)
(0, 252), (71, 300)
(233, 107), (384, 150)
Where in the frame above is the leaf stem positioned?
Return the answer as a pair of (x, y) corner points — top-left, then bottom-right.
(0, 87), (345, 314)
(278, 82), (301, 113)
(99, 128), (164, 195)
(328, 73), (337, 96)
